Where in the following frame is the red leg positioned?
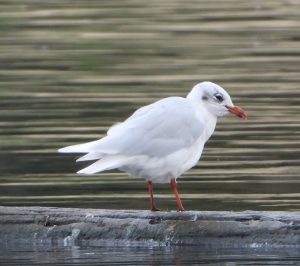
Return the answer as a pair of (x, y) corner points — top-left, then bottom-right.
(170, 178), (185, 211)
(147, 181), (160, 211)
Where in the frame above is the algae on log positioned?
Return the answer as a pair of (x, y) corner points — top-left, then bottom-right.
(0, 206), (299, 247)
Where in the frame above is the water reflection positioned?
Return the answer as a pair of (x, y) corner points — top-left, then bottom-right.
(1, 243), (300, 265)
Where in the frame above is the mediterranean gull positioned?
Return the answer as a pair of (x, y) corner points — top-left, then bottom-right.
(59, 81), (248, 211)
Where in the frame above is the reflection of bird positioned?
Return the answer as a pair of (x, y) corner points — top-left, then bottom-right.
(59, 81), (247, 211)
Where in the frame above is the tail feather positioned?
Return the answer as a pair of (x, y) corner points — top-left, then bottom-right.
(58, 137), (118, 154)
(76, 152), (103, 162)
(77, 156), (127, 175)
(58, 140), (99, 153)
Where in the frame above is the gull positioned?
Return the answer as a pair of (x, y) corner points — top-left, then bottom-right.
(59, 81), (248, 211)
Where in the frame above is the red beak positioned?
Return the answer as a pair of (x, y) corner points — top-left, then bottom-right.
(226, 105), (248, 120)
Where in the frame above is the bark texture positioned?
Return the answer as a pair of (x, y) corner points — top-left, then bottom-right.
(0, 206), (299, 247)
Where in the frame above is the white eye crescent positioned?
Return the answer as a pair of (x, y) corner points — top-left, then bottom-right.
(214, 93), (224, 102)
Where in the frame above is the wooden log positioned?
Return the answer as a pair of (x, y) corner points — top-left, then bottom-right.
(0, 206), (299, 248)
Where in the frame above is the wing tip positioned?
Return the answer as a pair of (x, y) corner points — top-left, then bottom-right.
(58, 144), (87, 154)
(77, 169), (91, 175)
(58, 147), (68, 153)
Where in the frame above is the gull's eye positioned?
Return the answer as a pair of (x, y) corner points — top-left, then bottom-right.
(214, 93), (224, 102)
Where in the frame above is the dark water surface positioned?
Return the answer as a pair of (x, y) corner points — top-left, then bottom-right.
(1, 0), (300, 212)
(1, 0), (300, 264)
(1, 243), (300, 266)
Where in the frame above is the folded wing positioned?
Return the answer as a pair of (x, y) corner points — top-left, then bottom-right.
(59, 97), (204, 173)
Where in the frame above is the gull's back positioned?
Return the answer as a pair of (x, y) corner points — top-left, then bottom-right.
(59, 96), (205, 180)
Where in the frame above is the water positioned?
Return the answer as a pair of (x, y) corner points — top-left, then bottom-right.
(1, 244), (300, 266)
(1, 0), (300, 264)
(1, 0), (300, 212)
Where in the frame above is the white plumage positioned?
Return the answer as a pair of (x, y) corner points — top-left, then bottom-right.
(59, 81), (247, 211)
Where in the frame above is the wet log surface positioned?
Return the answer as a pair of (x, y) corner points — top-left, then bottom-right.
(0, 206), (300, 248)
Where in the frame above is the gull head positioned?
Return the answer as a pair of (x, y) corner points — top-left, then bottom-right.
(187, 81), (248, 120)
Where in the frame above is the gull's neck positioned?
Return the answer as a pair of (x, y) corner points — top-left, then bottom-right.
(186, 91), (217, 142)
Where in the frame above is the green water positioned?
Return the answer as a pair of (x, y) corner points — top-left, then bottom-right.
(1, 0), (300, 212)
(0, 0), (300, 263)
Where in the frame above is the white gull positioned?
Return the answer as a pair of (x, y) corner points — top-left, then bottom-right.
(59, 81), (248, 211)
